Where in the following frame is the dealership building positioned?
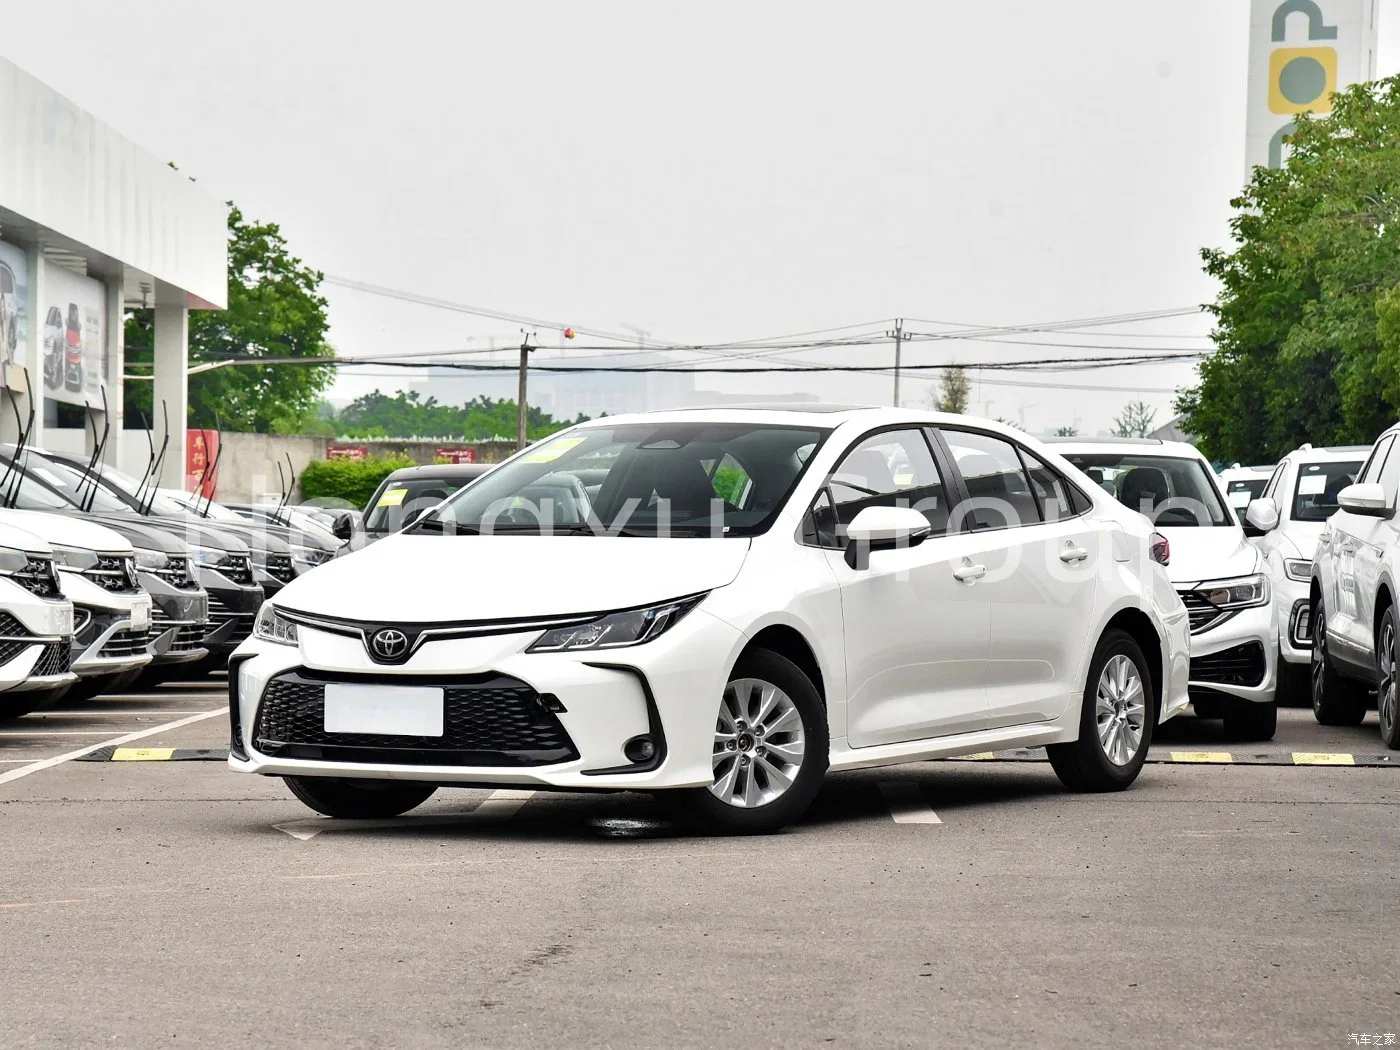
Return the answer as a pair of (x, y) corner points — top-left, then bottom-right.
(0, 56), (225, 484)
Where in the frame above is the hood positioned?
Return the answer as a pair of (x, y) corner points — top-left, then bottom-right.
(88, 513), (252, 555)
(85, 517), (189, 555)
(274, 534), (753, 622)
(153, 514), (293, 554)
(0, 520), (51, 556)
(0, 508), (133, 554)
(1159, 525), (1259, 585)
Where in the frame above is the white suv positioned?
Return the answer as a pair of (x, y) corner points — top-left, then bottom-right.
(1053, 439), (1279, 740)
(231, 407), (1191, 834)
(1309, 424), (1400, 748)
(1240, 444), (1367, 703)
(1219, 464), (1275, 514)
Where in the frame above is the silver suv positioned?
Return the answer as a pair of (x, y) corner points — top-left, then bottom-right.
(1310, 424), (1400, 749)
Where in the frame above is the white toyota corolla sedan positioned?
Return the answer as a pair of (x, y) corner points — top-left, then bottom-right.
(229, 406), (1190, 834)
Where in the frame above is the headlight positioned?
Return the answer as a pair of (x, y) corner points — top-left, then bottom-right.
(1283, 558), (1313, 583)
(133, 548), (169, 571)
(0, 547), (28, 575)
(291, 545), (332, 567)
(526, 594), (706, 653)
(254, 603), (299, 646)
(1200, 574), (1269, 609)
(189, 546), (227, 568)
(51, 545), (99, 572)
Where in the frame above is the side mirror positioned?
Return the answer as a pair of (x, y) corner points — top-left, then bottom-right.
(1337, 482), (1390, 517)
(1244, 497), (1280, 535)
(844, 506), (931, 570)
(332, 513), (354, 541)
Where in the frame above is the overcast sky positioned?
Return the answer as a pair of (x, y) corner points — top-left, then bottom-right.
(7, 1), (1400, 435)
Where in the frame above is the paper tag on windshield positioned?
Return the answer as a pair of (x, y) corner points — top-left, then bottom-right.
(523, 437), (584, 463)
(377, 487), (407, 508)
(1298, 474), (1327, 495)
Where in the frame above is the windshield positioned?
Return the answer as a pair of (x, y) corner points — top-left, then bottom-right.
(11, 454), (134, 514)
(1291, 460), (1362, 522)
(367, 476), (481, 534)
(1061, 452), (1232, 527)
(418, 422), (827, 537)
(66, 460), (193, 517)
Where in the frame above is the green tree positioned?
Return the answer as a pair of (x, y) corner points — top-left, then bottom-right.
(124, 203), (335, 432)
(932, 366), (970, 413)
(1053, 425), (1079, 437)
(1112, 401), (1157, 438)
(1178, 77), (1400, 462)
(336, 390), (584, 441)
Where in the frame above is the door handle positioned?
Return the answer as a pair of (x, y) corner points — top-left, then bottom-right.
(1059, 544), (1089, 563)
(952, 561), (986, 582)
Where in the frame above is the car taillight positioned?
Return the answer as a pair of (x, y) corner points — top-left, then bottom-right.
(1150, 531), (1170, 566)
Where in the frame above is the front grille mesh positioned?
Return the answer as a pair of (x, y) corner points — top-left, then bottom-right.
(1190, 642), (1267, 687)
(1178, 591), (1238, 635)
(99, 629), (149, 659)
(32, 643), (71, 677)
(265, 553), (295, 583)
(0, 638), (28, 666)
(207, 596), (255, 645)
(253, 672), (578, 766)
(221, 555), (254, 585)
(13, 556), (61, 598)
(85, 554), (139, 594)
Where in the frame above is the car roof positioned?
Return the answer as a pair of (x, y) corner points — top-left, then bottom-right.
(1286, 444), (1370, 461)
(1046, 437), (1205, 459)
(381, 462), (492, 482)
(562, 404), (1037, 435)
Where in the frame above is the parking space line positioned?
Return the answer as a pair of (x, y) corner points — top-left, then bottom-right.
(878, 782), (942, 824)
(0, 730), (140, 737)
(0, 707), (227, 787)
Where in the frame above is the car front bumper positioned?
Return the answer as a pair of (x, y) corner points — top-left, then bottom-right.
(1273, 574), (1312, 666)
(1184, 598), (1277, 705)
(0, 578), (76, 694)
(228, 608), (746, 791)
(62, 573), (154, 678)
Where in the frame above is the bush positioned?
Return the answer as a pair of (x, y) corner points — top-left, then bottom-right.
(299, 455), (414, 510)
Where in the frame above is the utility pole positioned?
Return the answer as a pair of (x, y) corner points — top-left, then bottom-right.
(516, 329), (535, 450)
(886, 318), (905, 407)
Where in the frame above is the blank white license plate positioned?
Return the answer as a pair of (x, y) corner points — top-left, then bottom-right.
(323, 684), (445, 737)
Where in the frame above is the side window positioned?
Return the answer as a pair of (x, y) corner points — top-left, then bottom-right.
(1019, 448), (1087, 522)
(1379, 445), (1400, 507)
(807, 429), (948, 548)
(940, 430), (1041, 530)
(1359, 437), (1393, 484)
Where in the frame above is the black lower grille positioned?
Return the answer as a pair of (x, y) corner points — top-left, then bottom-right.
(0, 638), (29, 666)
(1190, 642), (1267, 687)
(32, 642), (71, 677)
(253, 671), (578, 766)
(1179, 590), (1238, 635)
(0, 613), (29, 636)
(207, 597), (255, 645)
(99, 629), (150, 659)
(149, 621), (205, 654)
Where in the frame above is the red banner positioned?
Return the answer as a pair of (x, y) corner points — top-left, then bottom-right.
(435, 447), (477, 464)
(186, 429), (219, 498)
(327, 445), (368, 461)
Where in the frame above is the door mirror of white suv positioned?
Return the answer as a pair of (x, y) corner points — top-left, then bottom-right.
(1244, 497), (1280, 534)
(844, 506), (931, 570)
(1337, 482), (1390, 517)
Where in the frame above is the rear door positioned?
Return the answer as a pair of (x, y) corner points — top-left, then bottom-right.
(1330, 436), (1394, 654)
(935, 428), (1101, 729)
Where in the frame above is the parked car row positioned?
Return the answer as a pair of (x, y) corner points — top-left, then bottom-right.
(0, 442), (346, 719)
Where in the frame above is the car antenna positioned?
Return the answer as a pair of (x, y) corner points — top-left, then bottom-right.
(196, 415), (223, 519)
(140, 401), (171, 516)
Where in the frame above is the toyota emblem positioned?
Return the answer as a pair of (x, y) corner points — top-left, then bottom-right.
(369, 628), (409, 661)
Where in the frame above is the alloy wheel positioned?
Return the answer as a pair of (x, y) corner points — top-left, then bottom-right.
(1382, 617), (1398, 738)
(1312, 607), (1327, 712)
(1095, 654), (1145, 767)
(710, 677), (807, 809)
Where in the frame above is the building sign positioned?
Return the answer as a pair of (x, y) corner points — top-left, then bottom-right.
(436, 447), (477, 464)
(0, 240), (27, 393)
(41, 260), (106, 408)
(1246, 0), (1378, 174)
(327, 445), (368, 461)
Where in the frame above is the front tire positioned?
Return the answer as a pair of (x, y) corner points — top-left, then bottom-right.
(1048, 629), (1154, 792)
(1377, 607), (1400, 750)
(284, 776), (437, 818)
(666, 649), (828, 835)
(1311, 597), (1367, 726)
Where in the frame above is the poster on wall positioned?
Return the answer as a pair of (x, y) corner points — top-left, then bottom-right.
(41, 260), (105, 409)
(0, 240), (29, 394)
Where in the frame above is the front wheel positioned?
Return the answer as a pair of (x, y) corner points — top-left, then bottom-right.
(1048, 629), (1154, 792)
(284, 776), (437, 818)
(665, 649), (828, 835)
(1377, 607), (1400, 750)
(1312, 597), (1367, 726)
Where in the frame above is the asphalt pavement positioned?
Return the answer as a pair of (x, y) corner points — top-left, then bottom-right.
(1, 691), (1396, 1049)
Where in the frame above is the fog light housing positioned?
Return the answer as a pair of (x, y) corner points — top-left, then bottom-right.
(623, 735), (657, 763)
(1290, 600), (1313, 647)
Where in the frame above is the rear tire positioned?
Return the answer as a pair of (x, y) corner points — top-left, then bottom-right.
(1377, 606), (1400, 750)
(666, 649), (828, 835)
(1311, 597), (1367, 726)
(1222, 700), (1277, 742)
(1048, 629), (1154, 792)
(284, 776), (437, 819)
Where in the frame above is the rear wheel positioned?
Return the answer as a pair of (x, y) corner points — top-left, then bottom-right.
(1048, 629), (1154, 792)
(284, 777), (438, 819)
(1311, 597), (1367, 726)
(666, 649), (828, 835)
(1377, 607), (1400, 750)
